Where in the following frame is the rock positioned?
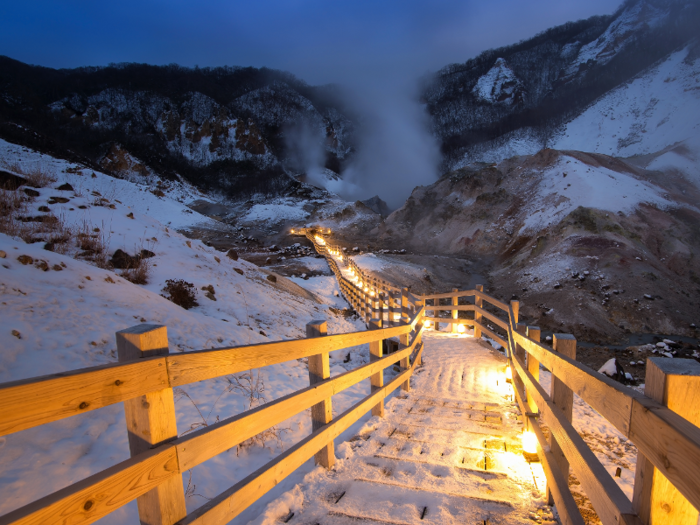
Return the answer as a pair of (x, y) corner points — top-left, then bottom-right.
(266, 274), (277, 283)
(583, 271), (590, 275)
(0, 250), (5, 258)
(234, 268), (244, 275)
(644, 294), (653, 300)
(52, 264), (63, 271)
(202, 284), (215, 294)
(17, 255), (33, 265)
(57, 183), (74, 191)
(140, 249), (155, 259)
(11, 330), (21, 339)
(352, 247), (359, 252)
(227, 249), (238, 261)
(265, 257), (271, 264)
(23, 188), (40, 197)
(47, 196), (70, 204)
(598, 357), (628, 382)
(111, 249), (137, 269)
(34, 260), (49, 271)
(38, 205), (51, 212)
(205, 292), (216, 301)
(636, 257), (642, 261)
(259, 330), (267, 337)
(126, 212), (134, 219)
(553, 283), (561, 289)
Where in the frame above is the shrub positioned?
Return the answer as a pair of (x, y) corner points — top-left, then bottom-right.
(161, 279), (198, 309)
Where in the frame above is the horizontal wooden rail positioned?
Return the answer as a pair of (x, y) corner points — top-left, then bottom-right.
(509, 360), (585, 525)
(180, 343), (424, 525)
(511, 354), (640, 525)
(0, 445), (178, 525)
(426, 304), (476, 311)
(421, 290), (476, 300)
(474, 321), (508, 349)
(174, 330), (423, 470)
(166, 321), (416, 386)
(0, 358), (168, 437)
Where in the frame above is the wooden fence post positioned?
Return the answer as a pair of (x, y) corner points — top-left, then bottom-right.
(369, 318), (384, 417)
(632, 358), (700, 524)
(474, 285), (484, 338)
(548, 334), (576, 506)
(434, 297), (440, 332)
(514, 323), (527, 416)
(526, 326), (541, 417)
(116, 324), (187, 525)
(401, 287), (409, 324)
(400, 328), (411, 392)
(306, 320), (335, 469)
(451, 288), (458, 333)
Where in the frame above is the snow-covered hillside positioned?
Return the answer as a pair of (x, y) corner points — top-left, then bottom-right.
(555, 44), (700, 186)
(0, 139), (371, 523)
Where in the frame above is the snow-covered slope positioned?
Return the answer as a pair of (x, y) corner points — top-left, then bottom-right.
(554, 43), (700, 186)
(0, 139), (370, 523)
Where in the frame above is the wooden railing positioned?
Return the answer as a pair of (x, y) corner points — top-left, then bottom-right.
(307, 229), (700, 525)
(0, 233), (425, 525)
(2, 228), (699, 525)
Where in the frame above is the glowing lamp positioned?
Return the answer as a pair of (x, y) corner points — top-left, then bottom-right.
(505, 365), (513, 383)
(425, 320), (432, 328)
(522, 431), (539, 462)
(457, 324), (466, 334)
(370, 290), (375, 297)
(291, 229), (295, 234)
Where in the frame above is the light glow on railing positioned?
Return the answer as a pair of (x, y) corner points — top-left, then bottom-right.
(522, 431), (537, 455)
(505, 365), (513, 383)
(425, 320), (432, 329)
(314, 235), (326, 246)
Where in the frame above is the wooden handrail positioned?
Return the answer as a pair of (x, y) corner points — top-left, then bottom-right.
(0, 357), (168, 437)
(180, 343), (424, 525)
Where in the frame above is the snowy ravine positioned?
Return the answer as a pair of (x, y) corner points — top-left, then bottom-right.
(0, 138), (373, 523)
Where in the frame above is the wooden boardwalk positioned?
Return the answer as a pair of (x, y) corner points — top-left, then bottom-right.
(261, 331), (557, 525)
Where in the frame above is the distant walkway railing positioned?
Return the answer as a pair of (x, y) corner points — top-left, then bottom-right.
(305, 228), (700, 525)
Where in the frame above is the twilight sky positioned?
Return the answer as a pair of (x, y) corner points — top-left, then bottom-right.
(1, 0), (620, 84)
(0, 0), (622, 207)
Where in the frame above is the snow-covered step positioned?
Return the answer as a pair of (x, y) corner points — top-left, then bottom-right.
(328, 477), (522, 524)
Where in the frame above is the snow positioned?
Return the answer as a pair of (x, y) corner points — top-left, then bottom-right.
(519, 154), (673, 232)
(598, 358), (619, 378)
(472, 58), (522, 105)
(252, 332), (553, 524)
(0, 140), (370, 523)
(554, 45), (700, 182)
(243, 200), (310, 223)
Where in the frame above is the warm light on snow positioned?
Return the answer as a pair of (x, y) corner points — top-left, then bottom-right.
(456, 324), (466, 334)
(505, 365), (513, 381)
(522, 431), (538, 455)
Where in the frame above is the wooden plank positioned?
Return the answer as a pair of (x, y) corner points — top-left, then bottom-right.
(548, 334), (575, 509)
(473, 321), (508, 349)
(424, 316), (475, 325)
(306, 321), (334, 469)
(474, 304), (508, 330)
(180, 345), (424, 525)
(526, 326), (541, 416)
(167, 324), (411, 386)
(631, 358), (700, 522)
(420, 290), (476, 300)
(510, 369), (585, 525)
(0, 358), (168, 437)
(174, 339), (419, 471)
(511, 354), (641, 525)
(369, 319), (384, 417)
(511, 329), (634, 435)
(116, 324), (186, 525)
(475, 289), (509, 312)
(474, 284), (483, 339)
(424, 304), (476, 312)
(0, 446), (178, 525)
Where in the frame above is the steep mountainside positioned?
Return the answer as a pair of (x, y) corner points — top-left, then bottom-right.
(425, 0), (700, 171)
(374, 148), (700, 342)
(0, 60), (355, 198)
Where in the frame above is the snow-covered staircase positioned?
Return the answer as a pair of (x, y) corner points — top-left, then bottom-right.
(262, 332), (556, 524)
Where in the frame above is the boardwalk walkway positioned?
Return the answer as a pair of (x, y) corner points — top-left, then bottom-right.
(261, 332), (557, 525)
